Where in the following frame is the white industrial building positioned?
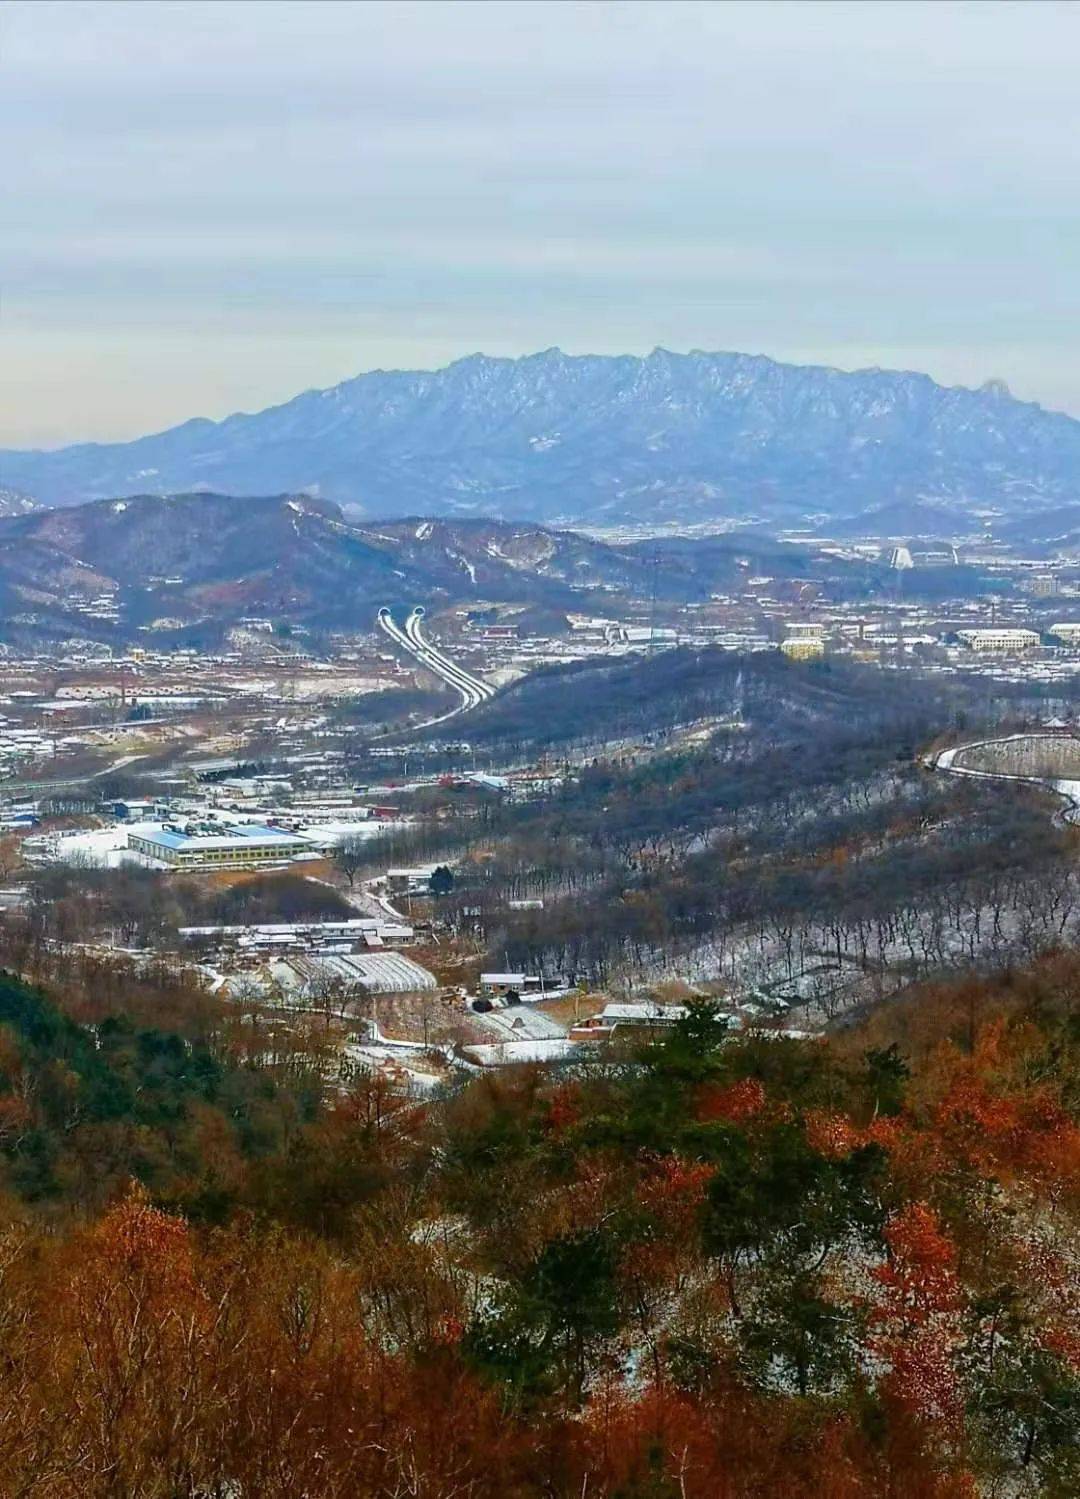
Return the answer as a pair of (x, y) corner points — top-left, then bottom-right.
(128, 821), (313, 870)
(955, 628), (1041, 654)
(178, 917), (414, 950)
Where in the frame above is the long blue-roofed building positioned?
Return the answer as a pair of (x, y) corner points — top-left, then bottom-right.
(127, 821), (313, 871)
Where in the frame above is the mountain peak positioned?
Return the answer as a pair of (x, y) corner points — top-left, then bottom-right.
(2, 349), (1078, 523)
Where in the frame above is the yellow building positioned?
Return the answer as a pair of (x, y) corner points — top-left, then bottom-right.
(780, 636), (825, 661)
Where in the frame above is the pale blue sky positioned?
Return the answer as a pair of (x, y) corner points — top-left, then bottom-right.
(4, 0), (1080, 445)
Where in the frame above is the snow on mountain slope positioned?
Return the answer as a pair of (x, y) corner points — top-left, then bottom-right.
(3, 350), (1078, 524)
(0, 488), (40, 518)
(0, 492), (872, 643)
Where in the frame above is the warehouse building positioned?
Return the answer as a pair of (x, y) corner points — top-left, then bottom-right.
(128, 821), (312, 870)
(955, 628), (1041, 653)
(177, 917), (414, 950)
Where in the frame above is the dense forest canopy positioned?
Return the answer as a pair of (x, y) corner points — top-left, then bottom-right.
(0, 952), (1077, 1495)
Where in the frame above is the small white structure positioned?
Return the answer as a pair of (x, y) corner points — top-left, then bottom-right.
(600, 1002), (688, 1028)
(479, 972), (546, 996)
(571, 1002), (690, 1040)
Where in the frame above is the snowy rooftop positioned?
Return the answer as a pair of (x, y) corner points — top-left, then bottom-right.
(135, 822), (310, 852)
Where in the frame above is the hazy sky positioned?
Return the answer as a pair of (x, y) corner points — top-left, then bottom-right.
(4, 0), (1080, 446)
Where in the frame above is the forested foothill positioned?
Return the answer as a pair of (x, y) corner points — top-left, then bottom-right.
(0, 952), (1077, 1494)
(355, 652), (1080, 1018)
(437, 646), (944, 759)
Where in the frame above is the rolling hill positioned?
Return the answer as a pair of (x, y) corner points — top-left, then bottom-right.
(0, 491), (880, 645)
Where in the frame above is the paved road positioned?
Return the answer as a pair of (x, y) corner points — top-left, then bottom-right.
(377, 605), (495, 722)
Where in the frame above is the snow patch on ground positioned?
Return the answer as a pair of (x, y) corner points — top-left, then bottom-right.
(447, 550), (477, 584)
(34, 820), (163, 869)
(462, 1039), (583, 1067)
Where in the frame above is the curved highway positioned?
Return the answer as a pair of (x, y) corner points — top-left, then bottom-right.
(404, 607), (495, 706)
(377, 606), (495, 718)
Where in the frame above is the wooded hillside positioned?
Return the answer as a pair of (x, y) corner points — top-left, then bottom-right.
(0, 955), (1076, 1496)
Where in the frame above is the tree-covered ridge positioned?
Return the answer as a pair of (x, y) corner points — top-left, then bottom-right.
(335, 651), (1080, 1010)
(0, 957), (1077, 1494)
(0, 968), (404, 1228)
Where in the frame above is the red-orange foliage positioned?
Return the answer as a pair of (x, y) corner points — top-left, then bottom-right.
(0, 1211), (546, 1497)
(924, 1018), (1080, 1197)
(621, 1155), (717, 1286)
(583, 1379), (974, 1499)
(1011, 1230), (1080, 1373)
(696, 1076), (766, 1123)
(635, 1153), (715, 1223)
(871, 1203), (966, 1429)
(0, 951), (1076, 1495)
(805, 1107), (864, 1158)
(97, 1188), (196, 1278)
(875, 1203), (963, 1327)
(545, 1081), (582, 1134)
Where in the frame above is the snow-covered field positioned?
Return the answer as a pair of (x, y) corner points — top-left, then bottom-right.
(23, 820), (164, 869)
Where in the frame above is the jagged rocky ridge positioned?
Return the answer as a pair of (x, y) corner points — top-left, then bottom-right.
(3, 349), (1079, 525)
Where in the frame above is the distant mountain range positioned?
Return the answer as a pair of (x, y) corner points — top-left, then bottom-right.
(0, 492), (875, 644)
(4, 349), (1080, 528)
